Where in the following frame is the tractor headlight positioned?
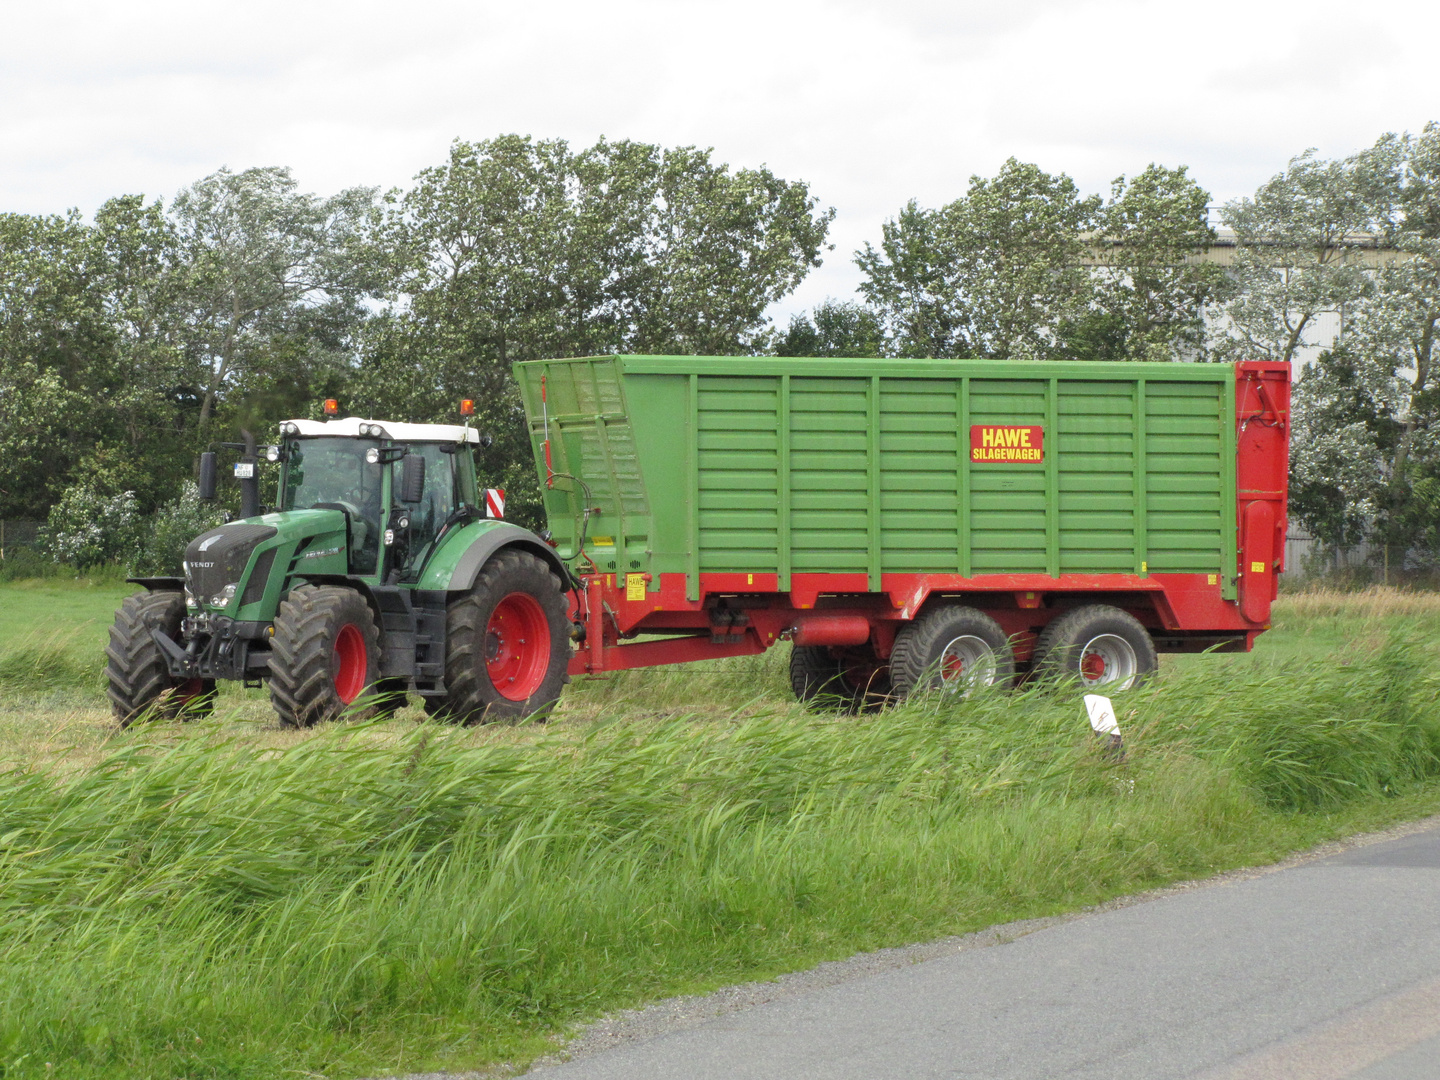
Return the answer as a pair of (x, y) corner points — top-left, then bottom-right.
(264, 445), (281, 463)
(210, 583), (238, 608)
(281, 422), (299, 435)
(365, 447), (380, 464)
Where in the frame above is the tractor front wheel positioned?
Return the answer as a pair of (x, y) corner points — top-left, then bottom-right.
(268, 585), (380, 727)
(433, 549), (571, 724)
(106, 590), (216, 726)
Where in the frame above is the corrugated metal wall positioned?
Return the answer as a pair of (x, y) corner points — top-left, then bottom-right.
(519, 357), (1235, 585)
(691, 372), (1226, 577)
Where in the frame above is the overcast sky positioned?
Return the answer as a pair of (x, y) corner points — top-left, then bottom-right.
(4, 0), (1439, 324)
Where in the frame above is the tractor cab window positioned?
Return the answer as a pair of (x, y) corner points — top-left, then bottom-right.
(281, 437), (383, 574)
(392, 443), (458, 579)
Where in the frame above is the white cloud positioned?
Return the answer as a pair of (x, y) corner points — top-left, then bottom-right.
(3, 0), (1439, 325)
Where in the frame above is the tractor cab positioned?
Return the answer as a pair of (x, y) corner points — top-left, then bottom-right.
(273, 417), (484, 583)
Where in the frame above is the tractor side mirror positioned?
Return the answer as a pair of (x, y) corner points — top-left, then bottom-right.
(480, 433), (494, 449)
(198, 452), (217, 500)
(400, 454), (426, 504)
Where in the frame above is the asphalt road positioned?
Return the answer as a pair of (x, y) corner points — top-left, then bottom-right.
(523, 819), (1440, 1080)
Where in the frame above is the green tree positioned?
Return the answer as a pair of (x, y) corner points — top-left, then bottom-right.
(1061, 164), (1223, 361)
(1287, 347), (1396, 561)
(1213, 148), (1391, 365)
(0, 211), (109, 517)
(776, 299), (884, 357)
(355, 135), (833, 524)
(1338, 124), (1440, 573)
(170, 167), (377, 433)
(857, 159), (1100, 359)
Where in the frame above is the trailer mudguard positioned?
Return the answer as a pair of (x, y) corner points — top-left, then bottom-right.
(420, 519), (570, 594)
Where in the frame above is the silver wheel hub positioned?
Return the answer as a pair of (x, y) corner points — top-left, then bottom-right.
(936, 634), (998, 696)
(1078, 633), (1139, 690)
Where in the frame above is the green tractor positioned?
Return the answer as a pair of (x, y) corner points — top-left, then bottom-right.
(106, 412), (574, 726)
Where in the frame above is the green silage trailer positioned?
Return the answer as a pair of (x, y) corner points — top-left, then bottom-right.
(516, 355), (1290, 705)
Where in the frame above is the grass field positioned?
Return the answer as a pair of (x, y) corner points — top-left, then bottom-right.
(1, 582), (1440, 1079)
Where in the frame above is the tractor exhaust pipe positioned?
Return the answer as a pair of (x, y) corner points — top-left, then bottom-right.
(238, 429), (261, 519)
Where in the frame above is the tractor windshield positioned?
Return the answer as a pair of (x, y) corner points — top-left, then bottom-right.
(281, 437), (384, 573)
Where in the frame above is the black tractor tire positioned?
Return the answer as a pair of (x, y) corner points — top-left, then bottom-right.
(106, 590), (216, 725)
(268, 585), (381, 727)
(889, 605), (1014, 700)
(789, 645), (891, 711)
(369, 677), (410, 719)
(1032, 604), (1158, 691)
(431, 549), (571, 724)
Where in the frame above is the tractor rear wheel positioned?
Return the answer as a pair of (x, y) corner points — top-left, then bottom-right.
(888, 606), (1014, 700)
(1032, 605), (1157, 691)
(369, 677), (410, 719)
(268, 585), (380, 727)
(106, 590), (216, 725)
(432, 549), (570, 724)
(789, 645), (890, 711)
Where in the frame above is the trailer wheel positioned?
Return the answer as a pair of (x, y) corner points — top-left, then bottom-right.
(889, 606), (1014, 700)
(789, 645), (891, 711)
(268, 585), (381, 727)
(1032, 605), (1157, 691)
(433, 549), (571, 724)
(106, 590), (216, 725)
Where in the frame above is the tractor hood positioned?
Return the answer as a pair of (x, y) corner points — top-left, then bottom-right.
(185, 509), (347, 613)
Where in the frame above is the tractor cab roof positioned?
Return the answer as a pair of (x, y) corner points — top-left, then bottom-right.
(281, 417), (482, 444)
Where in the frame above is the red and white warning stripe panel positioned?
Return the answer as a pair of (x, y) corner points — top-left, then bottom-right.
(485, 488), (506, 519)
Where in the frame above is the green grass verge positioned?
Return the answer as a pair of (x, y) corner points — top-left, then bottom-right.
(2, 614), (1440, 1078)
(0, 579), (134, 694)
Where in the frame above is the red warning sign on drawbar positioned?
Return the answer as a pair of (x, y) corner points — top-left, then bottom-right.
(970, 425), (1044, 463)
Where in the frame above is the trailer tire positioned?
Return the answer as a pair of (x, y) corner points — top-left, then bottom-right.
(1032, 604), (1157, 691)
(268, 585), (381, 727)
(432, 549), (571, 724)
(789, 645), (890, 711)
(106, 590), (216, 725)
(889, 606), (1014, 700)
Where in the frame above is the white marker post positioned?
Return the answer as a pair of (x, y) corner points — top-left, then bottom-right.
(1083, 694), (1124, 758)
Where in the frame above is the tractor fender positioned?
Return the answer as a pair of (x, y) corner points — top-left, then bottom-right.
(127, 576), (184, 592)
(424, 520), (572, 594)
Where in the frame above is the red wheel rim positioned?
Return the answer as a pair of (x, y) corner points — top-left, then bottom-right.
(486, 592), (551, 701)
(1081, 650), (1107, 681)
(333, 623), (367, 704)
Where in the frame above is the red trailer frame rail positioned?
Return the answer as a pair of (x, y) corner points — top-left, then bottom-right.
(565, 361), (1290, 678)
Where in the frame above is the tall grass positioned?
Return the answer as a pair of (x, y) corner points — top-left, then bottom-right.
(0, 633), (95, 694)
(2, 628), (1439, 1078)
(1274, 585), (1440, 621)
